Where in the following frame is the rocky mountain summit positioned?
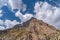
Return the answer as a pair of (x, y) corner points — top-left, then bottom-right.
(0, 17), (60, 40)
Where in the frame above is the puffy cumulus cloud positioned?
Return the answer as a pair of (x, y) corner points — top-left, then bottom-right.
(8, 0), (22, 9)
(8, 0), (26, 12)
(0, 20), (6, 30)
(14, 2), (60, 29)
(0, 0), (7, 8)
(0, 0), (26, 12)
(5, 20), (19, 28)
(15, 10), (33, 23)
(34, 2), (60, 29)
(0, 20), (19, 30)
(34, 2), (54, 21)
(1, 0), (60, 30)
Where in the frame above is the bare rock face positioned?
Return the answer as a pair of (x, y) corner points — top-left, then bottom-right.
(0, 17), (60, 40)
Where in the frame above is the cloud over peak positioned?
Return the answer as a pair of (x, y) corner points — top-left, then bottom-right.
(15, 10), (33, 23)
(34, 2), (60, 29)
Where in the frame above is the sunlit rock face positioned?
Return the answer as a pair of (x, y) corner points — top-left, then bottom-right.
(0, 18), (60, 40)
(0, 0), (60, 39)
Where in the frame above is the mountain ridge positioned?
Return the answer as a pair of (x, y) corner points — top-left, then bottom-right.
(0, 17), (60, 40)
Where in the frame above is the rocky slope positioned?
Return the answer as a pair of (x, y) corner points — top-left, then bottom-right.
(0, 17), (60, 40)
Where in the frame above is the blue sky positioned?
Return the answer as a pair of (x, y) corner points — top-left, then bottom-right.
(1, 6), (20, 21)
(0, 0), (60, 30)
(0, 0), (60, 21)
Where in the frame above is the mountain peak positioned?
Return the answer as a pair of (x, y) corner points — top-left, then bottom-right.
(22, 17), (43, 27)
(26, 17), (38, 22)
(29, 17), (37, 20)
(0, 17), (60, 40)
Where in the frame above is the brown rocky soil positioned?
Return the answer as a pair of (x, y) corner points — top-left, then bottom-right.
(0, 17), (60, 40)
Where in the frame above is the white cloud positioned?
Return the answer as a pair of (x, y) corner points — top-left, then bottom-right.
(0, 0), (27, 30)
(0, 10), (3, 17)
(0, 0), (26, 12)
(0, 20), (19, 30)
(34, 2), (60, 29)
(15, 10), (33, 23)
(8, 0), (26, 12)
(0, 0), (7, 8)
(0, 14), (3, 17)
(5, 20), (19, 29)
(0, 26), (6, 30)
(0, 10), (2, 13)
(8, 0), (22, 9)
(0, 0), (60, 30)
(15, 2), (60, 29)
(0, 20), (4, 25)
